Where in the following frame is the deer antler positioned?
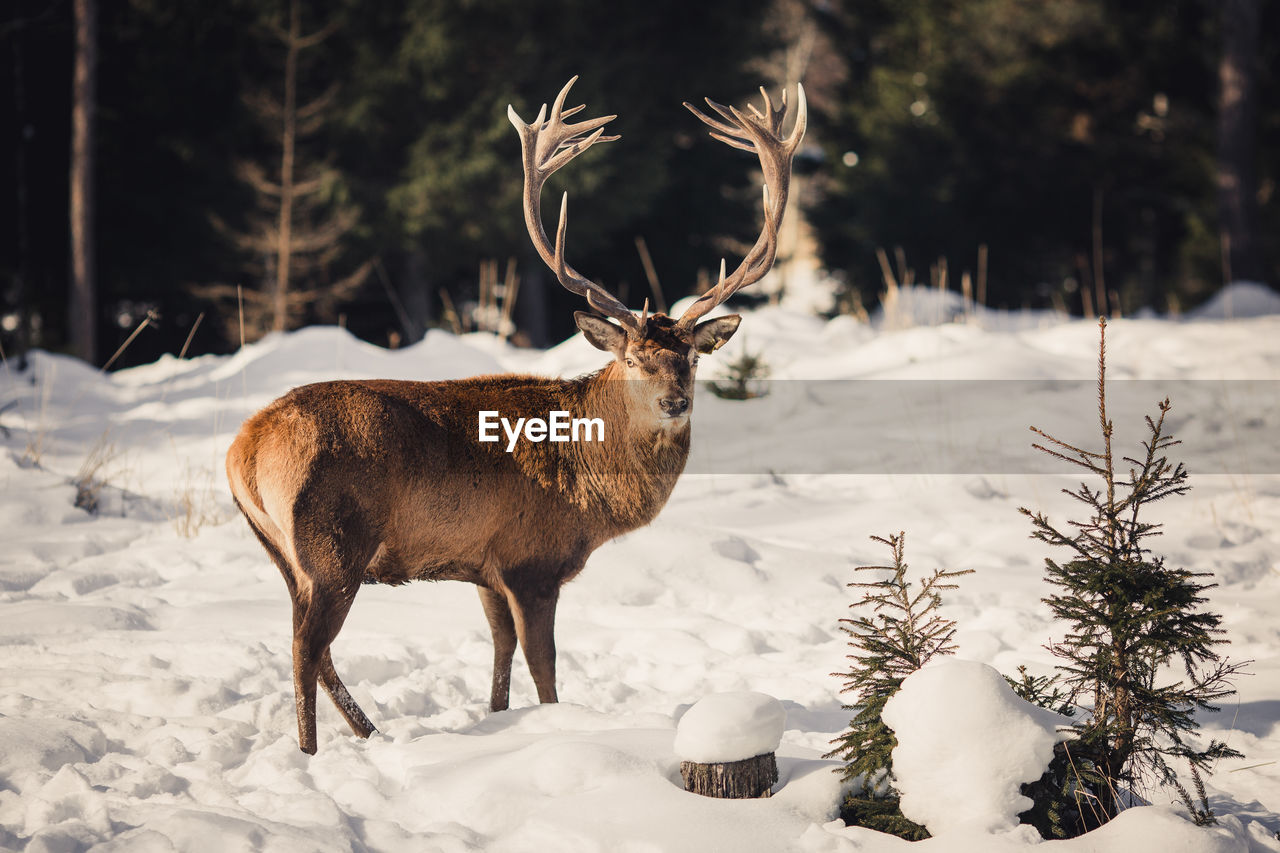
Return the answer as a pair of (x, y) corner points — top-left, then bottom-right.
(509, 77), (641, 335)
(676, 84), (807, 330)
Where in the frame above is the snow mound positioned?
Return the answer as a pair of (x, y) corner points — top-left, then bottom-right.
(881, 659), (1072, 835)
(1188, 281), (1280, 320)
(1074, 805), (1272, 853)
(205, 326), (507, 393)
(871, 285), (1066, 334)
(875, 285), (972, 328)
(674, 692), (786, 763)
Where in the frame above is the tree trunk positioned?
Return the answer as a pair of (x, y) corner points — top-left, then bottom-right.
(12, 19), (32, 364)
(69, 0), (97, 363)
(273, 0), (300, 332)
(400, 249), (431, 343)
(517, 267), (550, 348)
(680, 753), (778, 799)
(1217, 0), (1262, 284)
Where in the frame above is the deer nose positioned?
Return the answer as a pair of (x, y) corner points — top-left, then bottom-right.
(659, 395), (689, 416)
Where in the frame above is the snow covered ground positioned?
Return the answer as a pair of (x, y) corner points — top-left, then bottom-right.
(2, 287), (1279, 851)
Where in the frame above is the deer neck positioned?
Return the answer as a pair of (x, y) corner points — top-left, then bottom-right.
(570, 364), (691, 530)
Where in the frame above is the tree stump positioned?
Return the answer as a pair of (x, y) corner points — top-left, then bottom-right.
(680, 752), (778, 799)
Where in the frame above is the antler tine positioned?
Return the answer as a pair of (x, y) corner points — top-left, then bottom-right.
(544, 124), (616, 177)
(684, 99), (746, 142)
(510, 79), (639, 334)
(684, 101), (756, 153)
(787, 83), (808, 152)
(761, 86), (792, 136)
(677, 83), (807, 330)
(553, 192), (572, 281)
(748, 87), (774, 124)
(549, 75), (575, 119)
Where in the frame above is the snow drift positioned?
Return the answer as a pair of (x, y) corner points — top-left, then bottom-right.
(1, 292), (1278, 851)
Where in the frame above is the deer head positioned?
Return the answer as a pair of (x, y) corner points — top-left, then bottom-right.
(508, 77), (806, 431)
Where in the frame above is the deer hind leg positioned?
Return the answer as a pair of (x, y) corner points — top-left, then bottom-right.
(478, 586), (517, 712)
(289, 532), (377, 753)
(236, 508), (342, 746)
(290, 579), (372, 753)
(288, 584), (331, 754)
(319, 648), (376, 738)
(508, 583), (561, 705)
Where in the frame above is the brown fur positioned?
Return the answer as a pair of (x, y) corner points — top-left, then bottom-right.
(226, 312), (739, 753)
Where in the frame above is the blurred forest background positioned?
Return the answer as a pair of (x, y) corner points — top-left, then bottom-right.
(1, 0), (1277, 368)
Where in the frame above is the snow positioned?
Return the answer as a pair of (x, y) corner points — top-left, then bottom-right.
(873, 284), (1065, 332)
(2, 285), (1279, 851)
(881, 659), (1072, 836)
(673, 692), (786, 763)
(1188, 281), (1280, 320)
(819, 806), (1278, 853)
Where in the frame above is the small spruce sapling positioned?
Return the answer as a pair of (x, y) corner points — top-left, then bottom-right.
(709, 343), (770, 400)
(1020, 318), (1247, 827)
(826, 532), (972, 839)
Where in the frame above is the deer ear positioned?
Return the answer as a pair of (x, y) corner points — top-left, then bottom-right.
(692, 314), (741, 354)
(575, 312), (628, 355)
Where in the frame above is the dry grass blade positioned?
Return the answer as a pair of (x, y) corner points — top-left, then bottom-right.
(439, 288), (463, 335)
(634, 236), (666, 315)
(101, 310), (158, 372)
(74, 430), (120, 515)
(178, 312), (205, 360)
(172, 461), (230, 538)
(19, 363), (55, 468)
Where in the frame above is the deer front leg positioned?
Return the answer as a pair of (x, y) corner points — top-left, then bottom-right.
(478, 586), (517, 712)
(509, 585), (560, 705)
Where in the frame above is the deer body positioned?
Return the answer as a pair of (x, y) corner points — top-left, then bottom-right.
(227, 77), (805, 753)
(229, 370), (692, 592)
(227, 363), (693, 750)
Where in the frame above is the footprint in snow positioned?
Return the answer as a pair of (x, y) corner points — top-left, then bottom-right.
(1187, 522), (1262, 550)
(711, 536), (761, 565)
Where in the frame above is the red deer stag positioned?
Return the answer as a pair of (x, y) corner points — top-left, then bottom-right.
(226, 77), (806, 753)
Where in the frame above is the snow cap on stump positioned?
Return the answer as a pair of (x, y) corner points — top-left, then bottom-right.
(675, 691), (786, 763)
